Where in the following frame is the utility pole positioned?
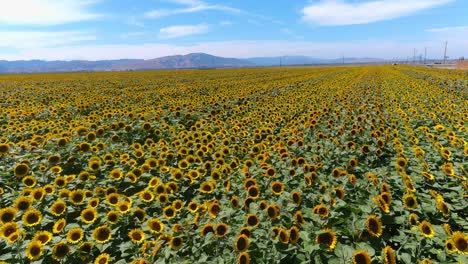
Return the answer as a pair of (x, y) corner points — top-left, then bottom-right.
(443, 41), (448, 64)
(342, 54), (345, 65)
(424, 47), (427, 64)
(280, 57), (282, 67)
(413, 48), (416, 64)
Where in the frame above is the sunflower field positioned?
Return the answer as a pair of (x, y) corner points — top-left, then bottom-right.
(0, 66), (467, 264)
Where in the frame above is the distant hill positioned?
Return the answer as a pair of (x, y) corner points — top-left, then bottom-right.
(0, 53), (386, 73)
(111, 53), (254, 70)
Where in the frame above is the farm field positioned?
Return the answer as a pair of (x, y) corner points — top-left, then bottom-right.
(0, 66), (467, 264)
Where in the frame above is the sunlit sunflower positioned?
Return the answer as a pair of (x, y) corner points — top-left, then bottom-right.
(106, 193), (120, 206)
(147, 218), (165, 233)
(246, 214), (259, 228)
(106, 210), (119, 224)
(170, 236), (183, 250)
(0, 207), (17, 224)
(22, 208), (42, 227)
(235, 234), (250, 251)
(163, 205), (176, 219)
(52, 241), (70, 261)
(53, 218), (67, 234)
(0, 143), (10, 155)
(419, 220), (435, 238)
(403, 193), (418, 210)
(94, 253), (110, 264)
(352, 250), (371, 264)
(289, 226), (300, 244)
(452, 231), (468, 254)
(366, 215), (382, 237)
(93, 225), (112, 244)
(22, 175), (36, 187)
(238, 251), (250, 264)
(69, 189), (86, 205)
(200, 223), (215, 237)
(67, 227), (84, 244)
(14, 196), (32, 211)
(31, 187), (46, 201)
(445, 239), (457, 253)
(215, 222), (229, 237)
(383, 245), (396, 264)
(271, 181), (284, 195)
(129, 229), (145, 244)
(14, 163), (29, 177)
(25, 240), (43, 260)
(33, 230), (53, 245)
(208, 202), (221, 218)
(315, 228), (337, 251)
(50, 199), (67, 217)
(291, 191), (302, 205)
(139, 189), (154, 203)
(132, 207), (146, 222)
(266, 204), (279, 220)
(0, 222), (19, 239)
(313, 204), (330, 218)
(117, 201), (131, 214)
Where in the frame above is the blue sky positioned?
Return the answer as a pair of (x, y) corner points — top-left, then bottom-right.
(0, 0), (467, 60)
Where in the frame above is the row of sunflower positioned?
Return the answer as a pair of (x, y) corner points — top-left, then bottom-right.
(0, 66), (467, 263)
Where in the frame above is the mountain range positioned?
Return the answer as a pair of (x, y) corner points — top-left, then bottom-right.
(0, 53), (386, 73)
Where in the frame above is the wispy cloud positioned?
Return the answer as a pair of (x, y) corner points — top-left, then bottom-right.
(0, 0), (101, 26)
(145, 0), (241, 19)
(159, 23), (210, 39)
(426, 25), (468, 32)
(302, 0), (453, 26)
(0, 31), (96, 49)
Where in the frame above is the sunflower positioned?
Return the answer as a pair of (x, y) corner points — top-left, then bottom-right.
(170, 236), (183, 250)
(109, 168), (123, 180)
(442, 223), (453, 236)
(278, 228), (289, 244)
(403, 193), (418, 210)
(238, 251), (250, 264)
(147, 218), (165, 233)
(14, 196), (32, 211)
(271, 181), (284, 195)
(133, 207), (146, 222)
(295, 211), (305, 225)
(395, 157), (407, 168)
(200, 223), (215, 236)
(33, 230), (53, 245)
(445, 239), (457, 253)
(163, 205), (176, 219)
(50, 199), (67, 217)
(408, 213), (419, 226)
(158, 193), (169, 204)
(235, 234), (250, 251)
(246, 214), (259, 228)
(313, 205), (330, 218)
(139, 189), (154, 203)
(291, 191), (302, 205)
(289, 226), (300, 244)
(419, 220), (435, 238)
(93, 225), (112, 244)
(436, 200), (450, 218)
(208, 202), (221, 218)
(366, 215), (382, 237)
(67, 227), (84, 244)
(14, 163), (29, 177)
(22, 175), (36, 187)
(315, 228), (337, 250)
(25, 240), (43, 260)
(52, 241), (70, 261)
(0, 222), (19, 239)
(187, 201), (199, 213)
(106, 210), (120, 224)
(230, 197), (240, 209)
(239, 227), (251, 238)
(117, 201), (131, 214)
(53, 218), (67, 234)
(77, 241), (94, 260)
(383, 245), (396, 264)
(352, 250), (371, 264)
(6, 230), (21, 244)
(22, 208), (42, 227)
(452, 231), (468, 254)
(129, 229), (145, 244)
(266, 204), (279, 220)
(215, 222), (229, 237)
(0, 143), (10, 154)
(106, 193), (120, 206)
(94, 253), (110, 264)
(200, 181), (215, 194)
(31, 188), (46, 201)
(0, 207), (17, 224)
(69, 189), (86, 205)
(247, 185), (260, 198)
